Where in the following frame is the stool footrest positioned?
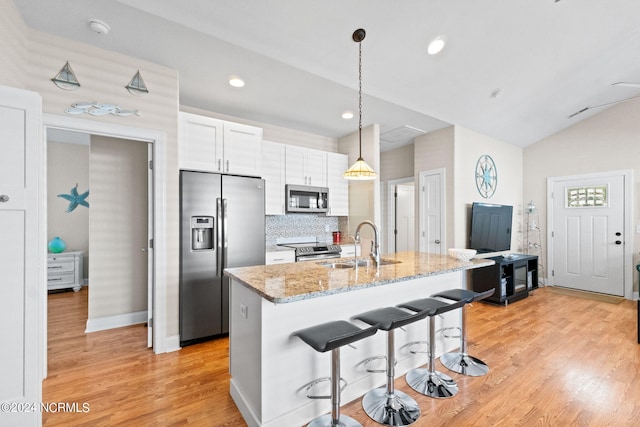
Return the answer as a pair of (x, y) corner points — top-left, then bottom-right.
(303, 376), (348, 399)
(359, 355), (388, 373)
(439, 326), (462, 339)
(401, 340), (430, 356)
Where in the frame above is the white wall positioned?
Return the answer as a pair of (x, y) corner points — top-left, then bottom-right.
(453, 126), (524, 251)
(524, 97), (640, 290)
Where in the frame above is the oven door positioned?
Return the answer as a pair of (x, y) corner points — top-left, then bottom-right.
(296, 253), (341, 262)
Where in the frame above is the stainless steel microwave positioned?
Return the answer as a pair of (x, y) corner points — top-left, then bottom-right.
(285, 184), (329, 213)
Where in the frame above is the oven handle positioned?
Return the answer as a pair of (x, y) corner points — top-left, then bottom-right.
(296, 253), (342, 262)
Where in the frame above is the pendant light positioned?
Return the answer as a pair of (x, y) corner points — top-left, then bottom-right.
(344, 28), (377, 180)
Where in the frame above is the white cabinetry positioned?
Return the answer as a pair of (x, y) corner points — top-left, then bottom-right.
(285, 146), (327, 187)
(265, 250), (295, 265)
(47, 251), (84, 292)
(326, 152), (349, 216)
(261, 141), (286, 215)
(179, 112), (262, 176)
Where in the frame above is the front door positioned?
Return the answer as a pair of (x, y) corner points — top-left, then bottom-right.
(0, 85), (42, 426)
(551, 173), (626, 296)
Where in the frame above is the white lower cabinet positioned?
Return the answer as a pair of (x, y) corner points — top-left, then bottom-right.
(47, 250), (84, 291)
(265, 250), (295, 265)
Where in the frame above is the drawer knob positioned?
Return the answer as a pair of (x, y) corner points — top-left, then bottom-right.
(0, 194), (9, 203)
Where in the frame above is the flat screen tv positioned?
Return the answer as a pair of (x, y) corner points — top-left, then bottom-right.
(469, 202), (513, 254)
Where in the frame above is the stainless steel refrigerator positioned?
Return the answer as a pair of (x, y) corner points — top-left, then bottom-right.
(179, 171), (265, 345)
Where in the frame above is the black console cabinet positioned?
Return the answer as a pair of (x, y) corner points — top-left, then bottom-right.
(471, 254), (538, 306)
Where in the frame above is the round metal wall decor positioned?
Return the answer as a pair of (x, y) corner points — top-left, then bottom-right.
(475, 154), (497, 198)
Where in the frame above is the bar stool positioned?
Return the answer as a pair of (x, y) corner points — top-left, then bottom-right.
(293, 320), (379, 427)
(430, 288), (495, 376)
(397, 297), (467, 398)
(353, 307), (429, 426)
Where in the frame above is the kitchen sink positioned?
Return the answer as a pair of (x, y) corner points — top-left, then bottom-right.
(318, 259), (401, 268)
(319, 262), (354, 269)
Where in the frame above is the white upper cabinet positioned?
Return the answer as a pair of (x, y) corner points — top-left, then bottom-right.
(261, 140), (286, 215)
(285, 146), (327, 187)
(326, 152), (349, 216)
(179, 112), (262, 176)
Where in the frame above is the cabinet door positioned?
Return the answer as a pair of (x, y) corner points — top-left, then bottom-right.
(326, 152), (348, 216)
(178, 112), (223, 172)
(223, 122), (262, 176)
(305, 148), (327, 187)
(261, 141), (286, 215)
(285, 145), (307, 185)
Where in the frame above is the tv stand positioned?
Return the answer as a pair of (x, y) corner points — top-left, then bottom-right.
(471, 254), (538, 306)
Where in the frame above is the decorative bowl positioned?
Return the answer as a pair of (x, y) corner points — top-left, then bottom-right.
(448, 248), (477, 261)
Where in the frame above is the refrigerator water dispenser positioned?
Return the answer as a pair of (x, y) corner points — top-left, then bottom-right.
(191, 216), (214, 250)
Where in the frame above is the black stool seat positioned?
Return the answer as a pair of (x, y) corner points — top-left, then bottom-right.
(397, 297), (466, 399)
(398, 297), (466, 316)
(431, 288), (494, 303)
(355, 306), (429, 331)
(353, 307), (427, 426)
(294, 320), (378, 353)
(429, 288), (495, 377)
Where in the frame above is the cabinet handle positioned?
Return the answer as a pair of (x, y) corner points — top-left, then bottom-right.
(217, 159), (221, 171)
(0, 194), (9, 203)
(226, 160), (229, 172)
(435, 239), (441, 244)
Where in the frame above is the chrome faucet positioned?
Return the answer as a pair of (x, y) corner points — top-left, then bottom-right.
(355, 220), (381, 267)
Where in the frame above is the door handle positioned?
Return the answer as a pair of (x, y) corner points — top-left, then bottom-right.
(435, 239), (441, 244)
(0, 194), (9, 202)
(615, 240), (622, 245)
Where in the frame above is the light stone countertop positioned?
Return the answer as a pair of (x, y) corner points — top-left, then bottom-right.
(224, 251), (495, 303)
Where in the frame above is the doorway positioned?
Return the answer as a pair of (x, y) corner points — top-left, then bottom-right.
(43, 113), (168, 361)
(386, 178), (415, 253)
(548, 170), (632, 298)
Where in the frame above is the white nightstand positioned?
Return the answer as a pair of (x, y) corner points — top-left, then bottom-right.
(47, 251), (84, 292)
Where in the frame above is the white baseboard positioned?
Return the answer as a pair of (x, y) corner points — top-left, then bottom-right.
(85, 310), (147, 333)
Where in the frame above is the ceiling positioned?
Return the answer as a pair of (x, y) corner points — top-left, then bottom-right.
(14, 0), (640, 150)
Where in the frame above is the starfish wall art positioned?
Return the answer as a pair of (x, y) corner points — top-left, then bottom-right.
(58, 184), (90, 213)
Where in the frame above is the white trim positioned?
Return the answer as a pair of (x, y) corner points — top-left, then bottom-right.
(43, 113), (169, 353)
(164, 335), (182, 353)
(418, 168), (446, 254)
(85, 311), (148, 333)
(547, 169), (633, 299)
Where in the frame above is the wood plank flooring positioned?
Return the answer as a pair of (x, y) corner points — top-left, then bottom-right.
(43, 287), (640, 426)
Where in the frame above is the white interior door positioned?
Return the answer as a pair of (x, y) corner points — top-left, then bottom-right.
(551, 174), (625, 296)
(419, 169), (444, 254)
(0, 86), (42, 426)
(146, 144), (154, 347)
(395, 184), (415, 252)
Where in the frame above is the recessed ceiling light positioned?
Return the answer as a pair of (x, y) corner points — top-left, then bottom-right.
(342, 111), (354, 119)
(228, 76), (245, 88)
(427, 36), (446, 55)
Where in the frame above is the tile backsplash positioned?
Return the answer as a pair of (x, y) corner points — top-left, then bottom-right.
(266, 214), (349, 246)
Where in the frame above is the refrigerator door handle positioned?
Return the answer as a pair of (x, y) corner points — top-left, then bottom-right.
(222, 198), (229, 251)
(216, 197), (223, 277)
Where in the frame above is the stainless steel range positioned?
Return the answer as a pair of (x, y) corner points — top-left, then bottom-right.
(278, 239), (342, 262)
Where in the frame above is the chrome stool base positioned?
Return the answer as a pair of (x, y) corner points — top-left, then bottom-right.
(406, 368), (458, 398)
(362, 388), (420, 426)
(440, 352), (489, 377)
(308, 413), (362, 427)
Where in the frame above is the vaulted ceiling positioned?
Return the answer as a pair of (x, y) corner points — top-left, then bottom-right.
(14, 0), (640, 150)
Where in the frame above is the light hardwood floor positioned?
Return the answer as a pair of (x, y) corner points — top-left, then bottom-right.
(44, 286), (640, 426)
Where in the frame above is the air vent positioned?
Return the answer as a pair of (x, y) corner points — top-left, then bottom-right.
(380, 125), (426, 145)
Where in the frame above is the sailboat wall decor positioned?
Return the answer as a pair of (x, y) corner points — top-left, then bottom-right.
(125, 70), (149, 96)
(51, 61), (81, 90)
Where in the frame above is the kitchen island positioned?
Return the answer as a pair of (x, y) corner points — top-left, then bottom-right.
(224, 251), (494, 427)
